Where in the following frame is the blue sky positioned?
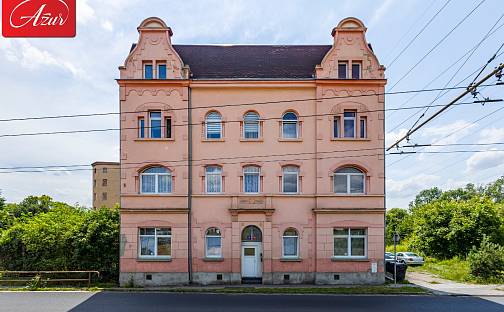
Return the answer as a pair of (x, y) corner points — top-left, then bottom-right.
(0, 0), (503, 208)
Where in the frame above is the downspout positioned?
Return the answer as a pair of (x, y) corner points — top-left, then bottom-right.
(187, 85), (193, 284)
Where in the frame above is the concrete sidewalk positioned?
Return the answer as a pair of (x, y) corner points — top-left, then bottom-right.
(407, 271), (504, 305)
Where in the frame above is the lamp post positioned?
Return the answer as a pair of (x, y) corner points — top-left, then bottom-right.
(393, 232), (400, 286)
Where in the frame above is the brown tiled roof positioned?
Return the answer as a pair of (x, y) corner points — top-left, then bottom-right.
(130, 44), (332, 79)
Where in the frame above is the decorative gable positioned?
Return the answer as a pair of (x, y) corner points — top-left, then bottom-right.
(316, 17), (385, 79)
(119, 17), (187, 79)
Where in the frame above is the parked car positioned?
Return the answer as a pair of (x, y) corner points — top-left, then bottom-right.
(396, 252), (424, 265)
(384, 252), (405, 264)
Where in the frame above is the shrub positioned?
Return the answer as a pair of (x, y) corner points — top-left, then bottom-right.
(467, 236), (504, 282)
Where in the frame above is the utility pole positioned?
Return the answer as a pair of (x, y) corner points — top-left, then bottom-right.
(393, 232), (400, 286)
(387, 63), (504, 151)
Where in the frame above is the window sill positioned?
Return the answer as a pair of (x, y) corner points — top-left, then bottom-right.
(240, 138), (264, 142)
(331, 138), (371, 142)
(278, 138), (303, 142)
(331, 257), (368, 262)
(137, 257), (172, 262)
(333, 193), (366, 196)
(134, 138), (174, 142)
(280, 257), (302, 262)
(203, 257), (224, 262)
(137, 193), (175, 196)
(202, 138), (225, 142)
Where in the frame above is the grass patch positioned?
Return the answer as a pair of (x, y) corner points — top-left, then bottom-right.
(385, 242), (410, 253)
(409, 257), (472, 283)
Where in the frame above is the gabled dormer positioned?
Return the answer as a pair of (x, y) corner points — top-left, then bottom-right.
(316, 17), (385, 80)
(119, 17), (188, 80)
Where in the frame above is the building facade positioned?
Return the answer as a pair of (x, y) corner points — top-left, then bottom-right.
(92, 161), (120, 209)
(118, 17), (386, 286)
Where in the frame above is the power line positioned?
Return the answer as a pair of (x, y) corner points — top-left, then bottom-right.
(4, 148), (504, 174)
(404, 14), (504, 136)
(387, 0), (452, 68)
(386, 21), (504, 124)
(387, 63), (504, 150)
(388, 0), (487, 91)
(387, 102), (504, 167)
(0, 88), (501, 139)
(0, 84), (498, 124)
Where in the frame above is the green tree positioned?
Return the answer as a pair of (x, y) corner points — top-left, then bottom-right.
(385, 208), (412, 245)
(409, 197), (503, 258)
(484, 176), (504, 203)
(72, 207), (119, 280)
(409, 187), (442, 210)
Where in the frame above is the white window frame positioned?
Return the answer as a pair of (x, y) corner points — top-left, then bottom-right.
(282, 228), (299, 259)
(360, 117), (367, 138)
(333, 116), (340, 138)
(205, 112), (222, 139)
(143, 63), (153, 79)
(157, 63), (167, 79)
(149, 111), (162, 138)
(343, 111), (356, 138)
(138, 227), (172, 259)
(205, 228), (222, 258)
(281, 112), (299, 139)
(338, 61), (348, 79)
(282, 166), (299, 194)
(352, 62), (361, 79)
(205, 166), (222, 193)
(334, 168), (365, 194)
(140, 168), (172, 194)
(138, 117), (145, 138)
(243, 112), (260, 139)
(333, 228), (367, 259)
(243, 166), (260, 194)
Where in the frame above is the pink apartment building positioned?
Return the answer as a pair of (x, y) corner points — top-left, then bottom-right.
(118, 16), (386, 286)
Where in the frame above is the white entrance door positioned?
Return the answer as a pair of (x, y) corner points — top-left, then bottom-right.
(241, 243), (262, 278)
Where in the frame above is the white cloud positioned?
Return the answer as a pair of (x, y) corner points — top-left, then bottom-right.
(387, 173), (440, 199)
(466, 150), (504, 173)
(478, 127), (504, 143)
(421, 120), (475, 145)
(386, 128), (408, 147)
(0, 39), (87, 79)
(77, 0), (95, 24)
(101, 20), (114, 32)
(368, 0), (396, 28)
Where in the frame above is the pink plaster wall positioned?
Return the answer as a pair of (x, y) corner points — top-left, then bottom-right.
(119, 17), (386, 280)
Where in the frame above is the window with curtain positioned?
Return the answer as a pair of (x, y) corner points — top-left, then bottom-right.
(206, 112), (222, 139)
(334, 167), (365, 194)
(205, 166), (222, 193)
(343, 111), (356, 138)
(282, 166), (299, 193)
(243, 112), (260, 139)
(139, 227), (171, 258)
(150, 111), (162, 138)
(282, 228), (299, 258)
(205, 227), (222, 258)
(243, 166), (260, 193)
(333, 228), (366, 258)
(282, 112), (298, 139)
(140, 166), (172, 194)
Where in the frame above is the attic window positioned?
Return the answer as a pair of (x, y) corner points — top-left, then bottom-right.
(352, 62), (361, 79)
(338, 62), (348, 79)
(144, 62), (153, 79)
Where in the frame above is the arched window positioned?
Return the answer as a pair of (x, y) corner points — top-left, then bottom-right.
(243, 112), (260, 139)
(243, 166), (260, 193)
(206, 112), (222, 139)
(140, 166), (172, 194)
(334, 167), (365, 194)
(282, 166), (299, 193)
(282, 228), (299, 258)
(282, 112), (298, 139)
(205, 227), (222, 258)
(205, 166), (222, 193)
(241, 225), (262, 242)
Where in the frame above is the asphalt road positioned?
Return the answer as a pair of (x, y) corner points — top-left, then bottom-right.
(0, 292), (503, 312)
